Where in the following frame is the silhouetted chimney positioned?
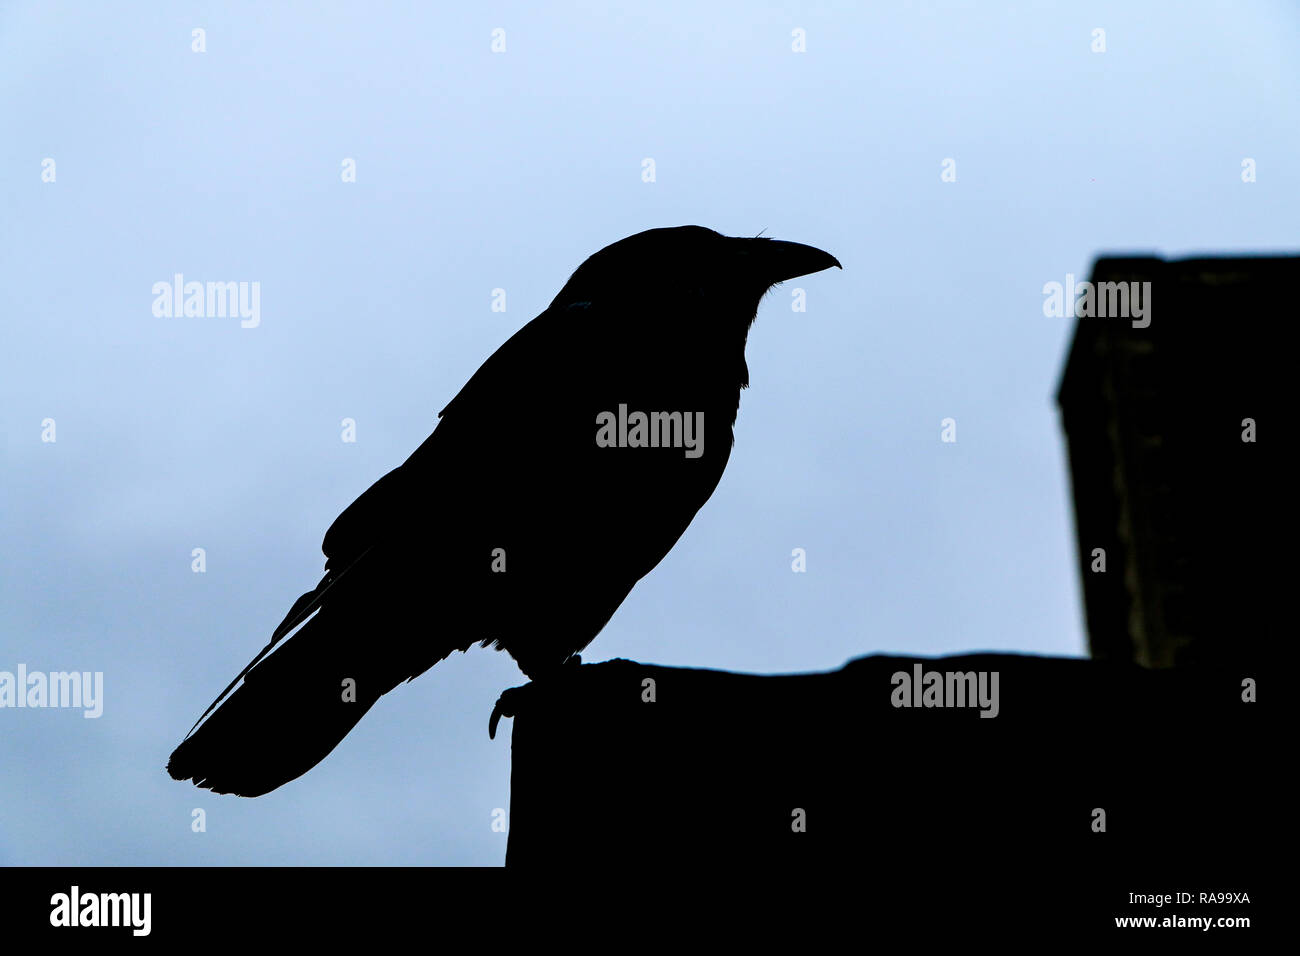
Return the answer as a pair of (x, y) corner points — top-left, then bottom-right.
(1056, 255), (1286, 668)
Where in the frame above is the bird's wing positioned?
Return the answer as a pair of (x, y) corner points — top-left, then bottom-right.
(319, 305), (568, 571)
(174, 311), (565, 740)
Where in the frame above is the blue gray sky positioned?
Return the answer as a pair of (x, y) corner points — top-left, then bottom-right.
(2, 2), (1296, 866)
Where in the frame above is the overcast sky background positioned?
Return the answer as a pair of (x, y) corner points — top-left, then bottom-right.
(2, 2), (1296, 866)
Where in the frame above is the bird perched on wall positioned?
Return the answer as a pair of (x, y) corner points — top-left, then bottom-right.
(167, 225), (840, 796)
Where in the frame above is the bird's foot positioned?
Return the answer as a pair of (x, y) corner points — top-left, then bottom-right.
(488, 684), (531, 740)
(488, 654), (581, 740)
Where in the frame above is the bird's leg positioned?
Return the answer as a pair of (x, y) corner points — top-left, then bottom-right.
(488, 654), (581, 740)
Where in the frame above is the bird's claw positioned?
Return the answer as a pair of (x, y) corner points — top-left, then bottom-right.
(489, 684), (532, 740)
(488, 655), (582, 740)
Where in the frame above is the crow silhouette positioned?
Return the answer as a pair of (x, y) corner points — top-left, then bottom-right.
(167, 225), (839, 796)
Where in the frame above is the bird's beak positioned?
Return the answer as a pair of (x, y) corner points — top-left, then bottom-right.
(742, 238), (842, 284)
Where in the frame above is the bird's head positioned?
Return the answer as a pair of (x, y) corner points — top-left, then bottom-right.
(550, 225), (841, 321)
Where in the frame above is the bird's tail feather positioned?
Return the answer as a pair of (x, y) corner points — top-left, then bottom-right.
(167, 599), (410, 797)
